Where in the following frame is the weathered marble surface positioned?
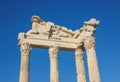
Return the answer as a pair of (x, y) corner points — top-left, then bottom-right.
(18, 15), (100, 82)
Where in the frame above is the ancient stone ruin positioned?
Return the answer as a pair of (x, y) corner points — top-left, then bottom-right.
(18, 15), (100, 82)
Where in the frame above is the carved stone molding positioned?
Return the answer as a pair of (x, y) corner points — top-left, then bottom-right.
(20, 42), (31, 56)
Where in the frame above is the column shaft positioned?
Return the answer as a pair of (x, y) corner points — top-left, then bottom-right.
(84, 36), (100, 82)
(75, 48), (86, 82)
(49, 45), (59, 82)
(19, 43), (31, 82)
(86, 47), (100, 82)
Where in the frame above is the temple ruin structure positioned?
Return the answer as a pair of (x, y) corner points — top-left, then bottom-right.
(18, 15), (100, 82)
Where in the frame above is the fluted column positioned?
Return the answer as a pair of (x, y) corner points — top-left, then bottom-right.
(84, 36), (100, 82)
(19, 42), (31, 82)
(75, 48), (86, 82)
(49, 45), (59, 82)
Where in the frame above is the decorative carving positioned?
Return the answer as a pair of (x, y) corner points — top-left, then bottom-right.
(30, 16), (42, 34)
(27, 16), (100, 42)
(20, 42), (31, 56)
(84, 18), (99, 27)
(84, 36), (96, 50)
(49, 45), (59, 58)
(18, 33), (26, 40)
(27, 16), (48, 34)
(31, 15), (42, 23)
(18, 33), (27, 46)
(48, 26), (61, 40)
(73, 18), (99, 45)
(83, 18), (99, 33)
(26, 16), (78, 40)
(48, 25), (78, 40)
(18, 16), (101, 82)
(84, 18), (99, 35)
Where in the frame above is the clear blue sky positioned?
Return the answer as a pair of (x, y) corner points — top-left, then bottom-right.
(0, 0), (120, 82)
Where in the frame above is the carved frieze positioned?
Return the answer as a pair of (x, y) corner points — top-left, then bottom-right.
(18, 15), (99, 51)
(27, 16), (77, 41)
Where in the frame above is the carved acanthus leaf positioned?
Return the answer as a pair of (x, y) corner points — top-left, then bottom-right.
(84, 36), (96, 50)
(20, 42), (31, 55)
(49, 45), (59, 58)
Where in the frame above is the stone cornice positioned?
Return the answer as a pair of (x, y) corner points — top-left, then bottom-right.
(18, 15), (99, 51)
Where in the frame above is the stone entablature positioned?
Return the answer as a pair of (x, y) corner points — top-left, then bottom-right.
(18, 15), (100, 82)
(18, 16), (99, 50)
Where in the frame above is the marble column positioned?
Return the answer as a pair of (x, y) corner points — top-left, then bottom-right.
(19, 42), (31, 82)
(49, 45), (59, 82)
(75, 48), (86, 82)
(84, 36), (100, 82)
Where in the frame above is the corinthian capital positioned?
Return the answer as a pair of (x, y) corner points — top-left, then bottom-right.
(84, 36), (96, 50)
(20, 42), (31, 56)
(49, 45), (59, 58)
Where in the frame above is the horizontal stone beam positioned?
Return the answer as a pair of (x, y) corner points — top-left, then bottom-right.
(22, 38), (78, 51)
(27, 34), (78, 43)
